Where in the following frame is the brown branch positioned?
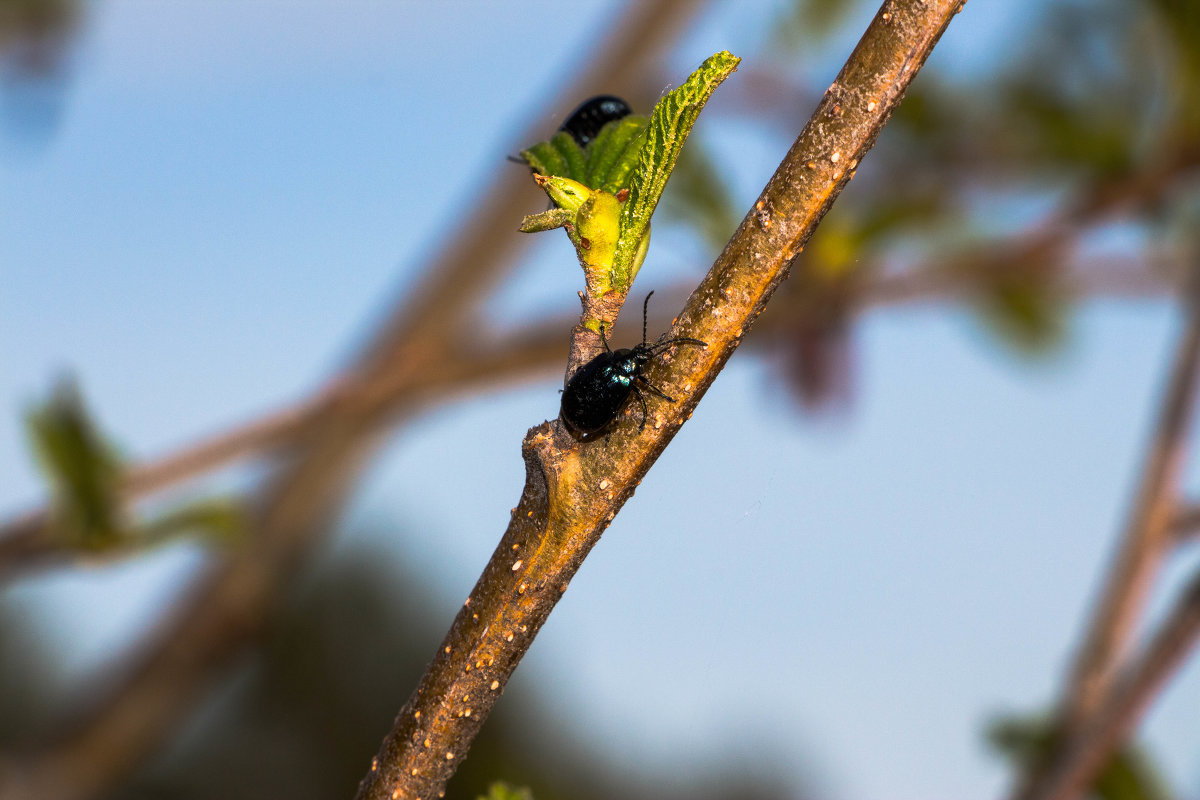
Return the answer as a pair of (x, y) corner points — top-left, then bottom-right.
(354, 3), (967, 798)
(1022, 572), (1200, 800)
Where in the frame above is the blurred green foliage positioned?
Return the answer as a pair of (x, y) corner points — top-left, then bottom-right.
(988, 715), (1171, 800)
(770, 0), (860, 49)
(478, 783), (533, 800)
(26, 380), (126, 550)
(25, 379), (244, 556)
(975, 263), (1069, 352)
(663, 139), (741, 254)
(42, 548), (786, 800)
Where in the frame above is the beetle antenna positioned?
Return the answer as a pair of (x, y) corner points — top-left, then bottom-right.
(649, 336), (707, 355)
(642, 290), (655, 346)
(599, 323), (611, 353)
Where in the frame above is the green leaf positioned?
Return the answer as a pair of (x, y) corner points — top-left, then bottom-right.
(522, 115), (647, 193)
(476, 782), (533, 800)
(520, 141), (564, 180)
(521, 134), (570, 181)
(987, 714), (1171, 800)
(556, 131), (587, 183)
(586, 114), (648, 192)
(771, 0), (867, 50)
(1145, 0), (1200, 133)
(1091, 749), (1171, 800)
(521, 132), (586, 183)
(1004, 82), (1136, 176)
(533, 175), (592, 213)
(975, 270), (1067, 353)
(987, 715), (1058, 770)
(24, 378), (245, 557)
(141, 498), (245, 548)
(517, 51), (737, 318)
(25, 379), (126, 550)
(612, 50), (740, 288)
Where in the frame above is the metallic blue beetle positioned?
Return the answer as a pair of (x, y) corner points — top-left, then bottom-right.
(560, 292), (706, 438)
(559, 95), (633, 147)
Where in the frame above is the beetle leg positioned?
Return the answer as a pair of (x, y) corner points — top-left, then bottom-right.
(636, 375), (675, 403)
(632, 385), (649, 431)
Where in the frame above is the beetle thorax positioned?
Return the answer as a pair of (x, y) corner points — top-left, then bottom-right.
(608, 349), (641, 377)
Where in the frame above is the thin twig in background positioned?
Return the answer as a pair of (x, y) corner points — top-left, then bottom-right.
(1061, 274), (1200, 723)
(1023, 572), (1200, 800)
(1170, 503), (1200, 541)
(1010, 270), (1200, 800)
(0, 388), (343, 572)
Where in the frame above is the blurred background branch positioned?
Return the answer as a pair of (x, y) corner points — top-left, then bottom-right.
(1006, 262), (1200, 800)
(1025, 571), (1200, 800)
(1, 3), (712, 800)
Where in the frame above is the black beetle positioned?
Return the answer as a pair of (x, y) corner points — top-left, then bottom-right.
(560, 292), (706, 438)
(559, 95), (633, 147)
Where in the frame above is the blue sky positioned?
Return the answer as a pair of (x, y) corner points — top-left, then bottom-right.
(3, 2), (1198, 799)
